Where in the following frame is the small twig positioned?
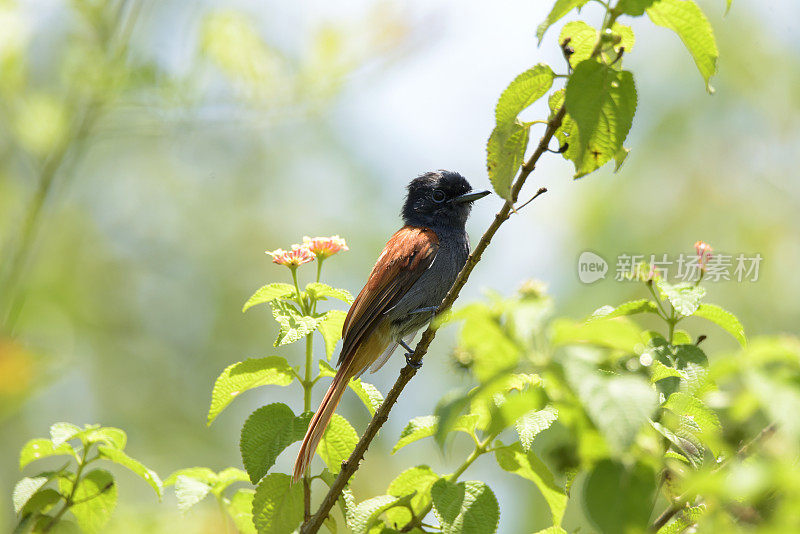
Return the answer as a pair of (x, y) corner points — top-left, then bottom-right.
(649, 423), (777, 532)
(514, 187), (548, 212)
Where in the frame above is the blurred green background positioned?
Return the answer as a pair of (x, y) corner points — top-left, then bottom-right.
(1, 0), (798, 531)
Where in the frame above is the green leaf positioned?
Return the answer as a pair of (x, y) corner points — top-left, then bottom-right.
(319, 414), (358, 475)
(588, 299), (660, 322)
(242, 283), (296, 312)
(582, 460), (656, 534)
(565, 355), (657, 452)
(18, 488), (61, 517)
(207, 356), (294, 425)
(657, 505), (706, 534)
(495, 443), (567, 527)
(617, 0), (656, 16)
(318, 360), (384, 415)
(564, 60), (637, 178)
(317, 310), (347, 360)
(348, 494), (413, 534)
(271, 300), (320, 346)
(60, 470), (117, 534)
(613, 146), (630, 171)
(13, 477), (49, 514)
(85, 428), (127, 450)
(227, 489), (257, 534)
(386, 465), (440, 526)
(174, 475), (212, 511)
(560, 21), (597, 68)
(252, 473), (303, 534)
(656, 279), (706, 316)
(612, 23), (636, 53)
(650, 360), (683, 383)
(212, 467), (250, 496)
(305, 282), (353, 304)
(694, 303), (746, 347)
(495, 64), (555, 129)
(96, 446), (163, 498)
(431, 479), (500, 534)
(537, 0), (590, 43)
(662, 392), (722, 454)
(486, 388), (547, 437)
(19, 439), (77, 470)
(50, 423), (82, 447)
(164, 467), (217, 487)
(515, 406), (558, 451)
(457, 304), (521, 381)
(392, 415), (478, 453)
(551, 316), (644, 353)
(646, 0), (719, 92)
(486, 121), (530, 200)
(239, 403), (310, 484)
(651, 421), (704, 468)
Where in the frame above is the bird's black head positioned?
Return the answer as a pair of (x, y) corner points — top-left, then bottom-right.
(401, 171), (490, 229)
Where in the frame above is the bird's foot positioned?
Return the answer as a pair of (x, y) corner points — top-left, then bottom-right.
(405, 352), (423, 369)
(399, 340), (423, 369)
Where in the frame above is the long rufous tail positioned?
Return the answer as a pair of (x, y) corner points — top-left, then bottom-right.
(292, 366), (352, 482)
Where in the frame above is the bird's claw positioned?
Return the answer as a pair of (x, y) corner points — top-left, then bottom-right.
(405, 352), (423, 369)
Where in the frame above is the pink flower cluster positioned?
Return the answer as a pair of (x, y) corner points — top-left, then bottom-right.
(303, 235), (349, 260)
(694, 240), (713, 269)
(266, 235), (348, 268)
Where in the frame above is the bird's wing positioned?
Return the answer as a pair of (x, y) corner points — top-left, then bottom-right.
(337, 226), (439, 368)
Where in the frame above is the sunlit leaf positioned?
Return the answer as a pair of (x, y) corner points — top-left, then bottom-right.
(59, 470), (117, 534)
(239, 403), (310, 484)
(242, 282), (296, 312)
(19, 439), (77, 470)
(386, 465), (440, 526)
(319, 414), (358, 475)
(97, 446), (163, 498)
(392, 414), (478, 453)
(207, 356), (294, 425)
(431, 479), (499, 534)
(694, 303), (746, 347)
(317, 310), (347, 360)
(252, 473), (303, 534)
(537, 0), (590, 43)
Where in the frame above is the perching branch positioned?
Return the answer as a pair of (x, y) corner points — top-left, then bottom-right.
(300, 107), (566, 533)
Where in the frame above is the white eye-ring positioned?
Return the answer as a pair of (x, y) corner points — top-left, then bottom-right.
(432, 189), (446, 203)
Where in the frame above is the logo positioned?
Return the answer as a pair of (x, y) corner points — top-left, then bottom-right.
(578, 251), (608, 284)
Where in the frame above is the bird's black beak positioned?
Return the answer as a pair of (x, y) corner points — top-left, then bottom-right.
(450, 189), (491, 204)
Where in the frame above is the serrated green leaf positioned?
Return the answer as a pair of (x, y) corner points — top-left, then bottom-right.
(242, 283), (296, 312)
(50, 423), (82, 447)
(612, 23), (636, 53)
(59, 469), (117, 534)
(564, 60), (637, 178)
(271, 300), (320, 346)
(207, 356), (295, 425)
(319, 414), (358, 475)
(348, 494), (413, 534)
(495, 64), (555, 129)
(85, 428), (127, 450)
(560, 21), (597, 68)
(386, 465), (440, 526)
(646, 0), (719, 91)
(486, 388), (547, 437)
(252, 473), (303, 534)
(174, 475), (211, 511)
(536, 0), (590, 43)
(431, 479), (499, 534)
(588, 299), (659, 322)
(239, 403), (310, 484)
(694, 303), (746, 346)
(96, 446), (163, 498)
(392, 414), (478, 454)
(657, 504), (706, 534)
(486, 121), (530, 200)
(305, 282), (353, 304)
(582, 460), (656, 534)
(19, 439), (77, 470)
(318, 360), (384, 415)
(617, 0), (656, 16)
(651, 421), (703, 468)
(13, 477), (48, 514)
(515, 406), (558, 451)
(495, 443), (567, 526)
(663, 392), (722, 454)
(227, 488), (257, 534)
(317, 310), (347, 360)
(656, 279), (706, 317)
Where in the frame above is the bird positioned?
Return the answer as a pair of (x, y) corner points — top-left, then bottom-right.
(292, 170), (490, 482)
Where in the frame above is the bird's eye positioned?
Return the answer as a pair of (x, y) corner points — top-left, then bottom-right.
(432, 189), (446, 203)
